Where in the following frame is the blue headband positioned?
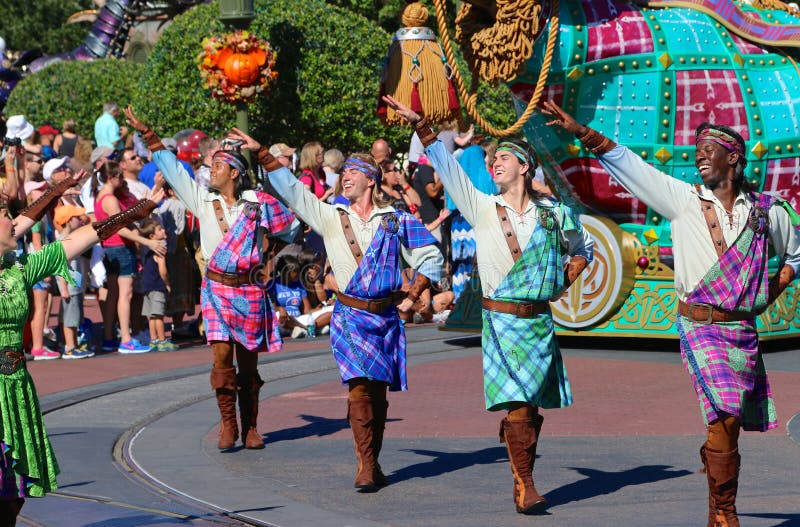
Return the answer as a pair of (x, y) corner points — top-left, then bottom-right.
(343, 157), (381, 186)
(213, 151), (247, 175)
(497, 142), (531, 166)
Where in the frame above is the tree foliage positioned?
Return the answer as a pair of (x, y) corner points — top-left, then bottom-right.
(4, 58), (144, 136)
(0, 0), (93, 54)
(132, 0), (407, 153)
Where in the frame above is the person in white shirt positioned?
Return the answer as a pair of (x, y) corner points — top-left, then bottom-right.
(543, 99), (800, 527)
(383, 94), (594, 515)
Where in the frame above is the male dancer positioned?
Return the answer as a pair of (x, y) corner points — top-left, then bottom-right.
(124, 108), (299, 451)
(227, 128), (443, 492)
(383, 95), (594, 514)
(543, 99), (800, 526)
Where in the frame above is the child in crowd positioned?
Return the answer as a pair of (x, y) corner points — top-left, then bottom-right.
(54, 205), (95, 359)
(270, 254), (331, 338)
(138, 218), (178, 351)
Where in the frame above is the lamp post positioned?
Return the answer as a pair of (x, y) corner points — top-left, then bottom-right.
(219, 0), (255, 163)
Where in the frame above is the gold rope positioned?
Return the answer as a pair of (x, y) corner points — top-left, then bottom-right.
(431, 0), (560, 137)
(751, 0), (800, 14)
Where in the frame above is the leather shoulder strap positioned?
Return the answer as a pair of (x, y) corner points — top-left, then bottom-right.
(496, 203), (522, 262)
(338, 208), (363, 265)
(211, 199), (231, 236)
(695, 184), (727, 258)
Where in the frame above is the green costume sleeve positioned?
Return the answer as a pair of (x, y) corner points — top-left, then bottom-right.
(21, 242), (75, 287)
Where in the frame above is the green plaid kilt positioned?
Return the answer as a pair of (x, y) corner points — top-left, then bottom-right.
(481, 308), (573, 411)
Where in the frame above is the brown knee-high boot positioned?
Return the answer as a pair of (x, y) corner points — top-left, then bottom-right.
(210, 367), (239, 450)
(0, 498), (24, 526)
(704, 448), (741, 527)
(348, 382), (378, 492)
(500, 414), (547, 513)
(370, 383), (389, 487)
(237, 372), (265, 449)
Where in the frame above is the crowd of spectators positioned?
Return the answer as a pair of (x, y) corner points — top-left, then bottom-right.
(0, 104), (510, 359)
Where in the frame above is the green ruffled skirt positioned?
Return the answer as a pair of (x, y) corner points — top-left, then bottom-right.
(0, 366), (59, 497)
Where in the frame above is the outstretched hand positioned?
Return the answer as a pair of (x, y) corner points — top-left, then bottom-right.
(227, 127), (261, 152)
(123, 106), (149, 133)
(382, 95), (423, 124)
(146, 185), (165, 205)
(541, 99), (585, 135)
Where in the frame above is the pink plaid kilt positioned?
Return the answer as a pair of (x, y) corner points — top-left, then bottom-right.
(201, 277), (281, 353)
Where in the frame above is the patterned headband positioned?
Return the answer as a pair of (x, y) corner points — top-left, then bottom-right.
(695, 128), (744, 158)
(343, 157), (380, 181)
(497, 142), (531, 165)
(213, 151), (247, 175)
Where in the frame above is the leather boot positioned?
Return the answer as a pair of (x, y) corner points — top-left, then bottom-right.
(237, 372), (265, 449)
(372, 398), (389, 487)
(348, 399), (378, 492)
(705, 448), (741, 527)
(500, 415), (547, 513)
(210, 367), (239, 450)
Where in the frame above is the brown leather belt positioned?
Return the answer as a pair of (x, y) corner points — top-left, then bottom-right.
(206, 270), (254, 287)
(336, 291), (407, 314)
(482, 297), (547, 318)
(678, 300), (753, 324)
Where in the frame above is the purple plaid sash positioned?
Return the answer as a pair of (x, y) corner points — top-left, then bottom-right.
(678, 192), (777, 431)
(330, 211), (437, 391)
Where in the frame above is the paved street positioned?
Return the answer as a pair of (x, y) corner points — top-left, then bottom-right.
(17, 326), (800, 526)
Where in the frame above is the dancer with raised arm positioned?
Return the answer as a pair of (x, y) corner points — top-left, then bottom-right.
(383, 95), (594, 514)
(0, 167), (162, 524)
(226, 127), (443, 492)
(542, 99), (800, 527)
(124, 108), (299, 452)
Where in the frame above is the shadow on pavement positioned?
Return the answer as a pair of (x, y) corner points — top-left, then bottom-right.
(389, 446), (507, 483)
(546, 465), (693, 506)
(82, 514), (195, 526)
(740, 513), (800, 527)
(264, 414), (401, 443)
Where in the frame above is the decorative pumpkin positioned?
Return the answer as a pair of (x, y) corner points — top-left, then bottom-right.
(198, 30), (277, 104)
(224, 50), (267, 86)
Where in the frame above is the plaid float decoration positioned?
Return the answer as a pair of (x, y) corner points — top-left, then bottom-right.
(202, 194), (295, 353)
(481, 204), (583, 411)
(330, 212), (437, 391)
(677, 193), (777, 431)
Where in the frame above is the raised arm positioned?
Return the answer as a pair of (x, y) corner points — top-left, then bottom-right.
(124, 106), (203, 215)
(542, 99), (691, 221)
(382, 95), (486, 225)
(60, 189), (163, 261)
(13, 171), (82, 239)
(227, 128), (335, 234)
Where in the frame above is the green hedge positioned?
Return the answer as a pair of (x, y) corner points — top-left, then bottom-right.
(4, 59), (144, 137)
(132, 0), (408, 153)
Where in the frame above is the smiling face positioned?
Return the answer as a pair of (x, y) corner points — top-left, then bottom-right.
(341, 167), (375, 202)
(209, 160), (238, 191)
(492, 150), (529, 190)
(695, 140), (737, 189)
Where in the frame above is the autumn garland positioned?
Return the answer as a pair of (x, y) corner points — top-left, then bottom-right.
(198, 30), (278, 104)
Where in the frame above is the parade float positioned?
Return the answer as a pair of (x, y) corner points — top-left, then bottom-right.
(383, 0), (800, 339)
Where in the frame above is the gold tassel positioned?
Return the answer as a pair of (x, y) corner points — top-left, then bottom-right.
(378, 2), (461, 126)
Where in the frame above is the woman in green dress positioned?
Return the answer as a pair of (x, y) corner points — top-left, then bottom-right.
(0, 162), (162, 525)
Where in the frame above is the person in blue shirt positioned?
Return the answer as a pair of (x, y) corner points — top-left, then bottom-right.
(94, 102), (128, 149)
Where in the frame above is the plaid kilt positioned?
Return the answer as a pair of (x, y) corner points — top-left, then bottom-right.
(201, 278), (281, 353)
(677, 317), (776, 431)
(482, 308), (571, 411)
(330, 303), (406, 391)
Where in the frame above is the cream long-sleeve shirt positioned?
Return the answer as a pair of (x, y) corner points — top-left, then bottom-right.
(598, 145), (800, 301)
(154, 150), (299, 260)
(267, 166), (444, 290)
(425, 140), (594, 297)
